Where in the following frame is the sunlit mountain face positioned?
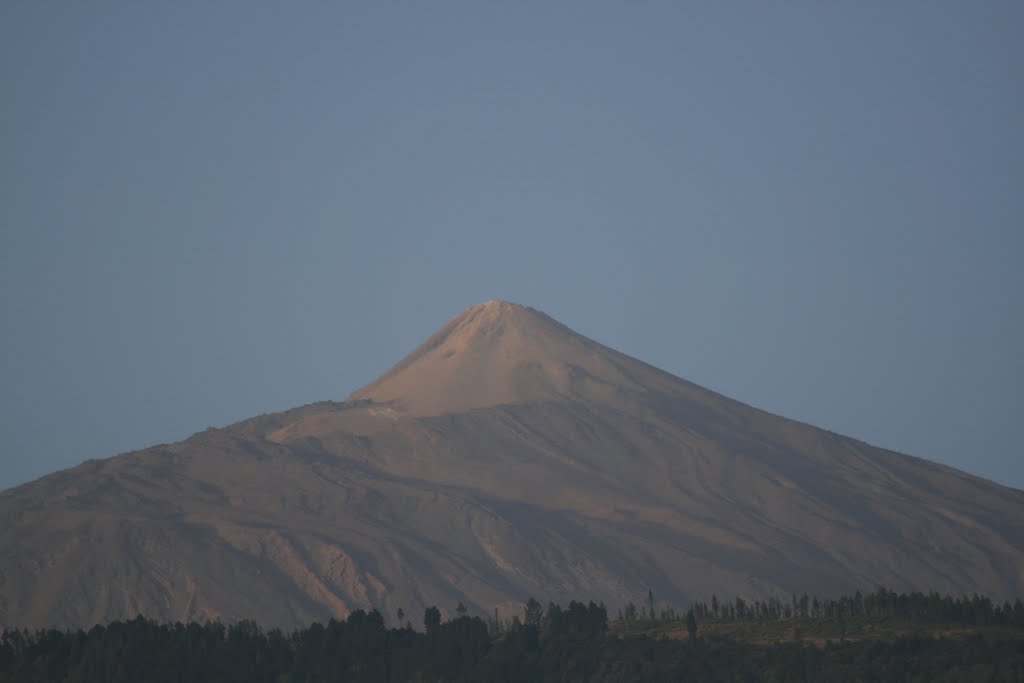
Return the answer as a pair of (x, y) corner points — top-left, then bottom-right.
(2, 301), (1022, 629)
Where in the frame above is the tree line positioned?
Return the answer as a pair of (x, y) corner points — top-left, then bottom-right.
(623, 587), (1024, 628)
(1, 588), (1022, 682)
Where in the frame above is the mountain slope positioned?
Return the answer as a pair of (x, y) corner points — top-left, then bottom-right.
(2, 300), (1022, 629)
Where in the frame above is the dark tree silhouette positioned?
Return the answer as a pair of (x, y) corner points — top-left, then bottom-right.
(686, 608), (697, 643)
(525, 598), (543, 629)
(424, 606), (441, 635)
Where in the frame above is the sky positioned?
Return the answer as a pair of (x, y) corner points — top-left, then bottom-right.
(1, 3), (1022, 492)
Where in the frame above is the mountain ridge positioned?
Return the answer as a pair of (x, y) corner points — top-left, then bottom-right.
(2, 301), (1022, 629)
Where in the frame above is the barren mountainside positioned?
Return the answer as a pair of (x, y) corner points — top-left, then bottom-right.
(2, 300), (1023, 629)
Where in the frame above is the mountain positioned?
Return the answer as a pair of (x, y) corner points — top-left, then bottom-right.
(2, 300), (1022, 629)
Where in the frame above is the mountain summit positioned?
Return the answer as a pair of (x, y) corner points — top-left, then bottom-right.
(350, 299), (683, 416)
(2, 302), (1023, 629)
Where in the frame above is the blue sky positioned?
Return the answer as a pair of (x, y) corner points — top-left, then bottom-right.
(2, 3), (1022, 491)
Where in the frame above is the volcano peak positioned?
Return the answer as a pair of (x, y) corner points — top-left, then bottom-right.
(348, 300), (660, 416)
(448, 299), (561, 333)
(467, 298), (525, 313)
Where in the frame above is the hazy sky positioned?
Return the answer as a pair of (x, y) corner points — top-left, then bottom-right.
(2, 3), (1022, 492)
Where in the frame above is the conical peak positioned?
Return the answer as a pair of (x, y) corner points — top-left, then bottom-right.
(444, 300), (563, 343)
(349, 301), (684, 417)
(453, 299), (549, 326)
(452, 299), (528, 329)
(466, 299), (524, 314)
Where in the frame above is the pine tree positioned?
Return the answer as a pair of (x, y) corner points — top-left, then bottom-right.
(424, 606), (441, 634)
(525, 598), (543, 629)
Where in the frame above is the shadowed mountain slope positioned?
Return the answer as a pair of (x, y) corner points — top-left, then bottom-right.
(2, 300), (1022, 629)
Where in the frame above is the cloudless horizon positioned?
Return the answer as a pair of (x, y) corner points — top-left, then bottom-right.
(2, 3), (1022, 491)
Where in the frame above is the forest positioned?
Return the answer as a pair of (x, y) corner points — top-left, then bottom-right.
(1, 588), (1022, 682)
